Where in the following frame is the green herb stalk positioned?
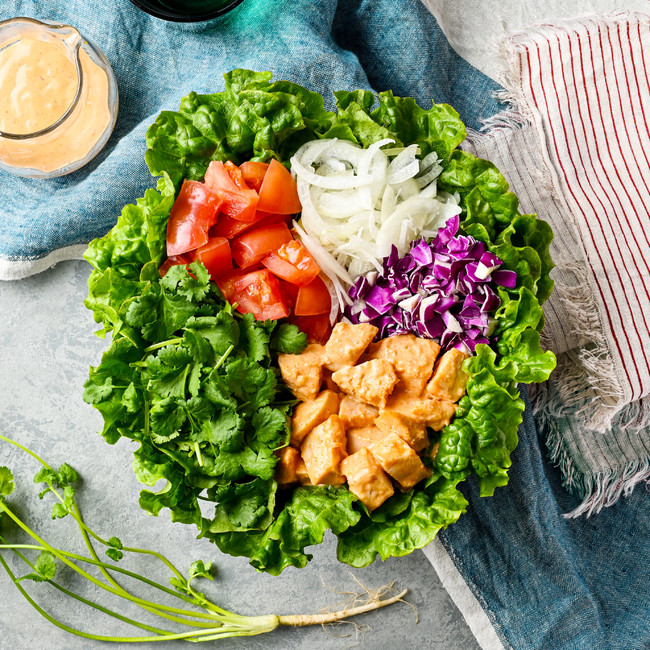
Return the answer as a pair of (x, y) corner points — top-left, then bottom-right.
(0, 434), (407, 644)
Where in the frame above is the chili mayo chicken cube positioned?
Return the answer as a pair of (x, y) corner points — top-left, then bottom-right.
(323, 322), (378, 371)
(338, 395), (379, 428)
(277, 343), (324, 401)
(274, 446), (301, 487)
(370, 432), (432, 491)
(426, 348), (470, 403)
(300, 414), (347, 485)
(383, 391), (457, 431)
(332, 359), (398, 408)
(369, 334), (440, 395)
(341, 448), (394, 511)
(346, 424), (386, 455)
(375, 410), (429, 452)
(290, 389), (340, 447)
(295, 456), (312, 486)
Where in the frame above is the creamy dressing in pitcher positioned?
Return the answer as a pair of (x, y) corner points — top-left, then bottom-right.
(0, 21), (115, 176)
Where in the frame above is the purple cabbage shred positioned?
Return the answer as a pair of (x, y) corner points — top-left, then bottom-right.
(344, 216), (517, 354)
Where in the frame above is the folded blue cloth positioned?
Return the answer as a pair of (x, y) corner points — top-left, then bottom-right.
(3, 1), (648, 648)
(438, 387), (650, 650)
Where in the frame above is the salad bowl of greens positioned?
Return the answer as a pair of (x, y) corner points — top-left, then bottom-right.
(83, 69), (556, 575)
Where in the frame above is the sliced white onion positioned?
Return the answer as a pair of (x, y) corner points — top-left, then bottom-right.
(291, 138), (456, 289)
(290, 154), (374, 189)
(319, 273), (344, 325)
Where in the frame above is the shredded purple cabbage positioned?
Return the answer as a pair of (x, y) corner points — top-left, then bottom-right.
(344, 215), (517, 353)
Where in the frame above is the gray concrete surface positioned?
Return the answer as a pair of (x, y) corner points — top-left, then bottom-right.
(0, 259), (479, 649)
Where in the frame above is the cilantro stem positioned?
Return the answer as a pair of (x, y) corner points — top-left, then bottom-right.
(69, 503), (209, 630)
(0, 434), (55, 471)
(5, 544), (172, 636)
(0, 434), (188, 591)
(213, 344), (234, 371)
(0, 542), (219, 616)
(0, 553), (245, 643)
(144, 338), (183, 353)
(193, 442), (204, 467)
(0, 501), (232, 621)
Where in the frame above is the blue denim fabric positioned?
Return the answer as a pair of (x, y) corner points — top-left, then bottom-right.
(441, 387), (650, 650)
(0, 0), (500, 264)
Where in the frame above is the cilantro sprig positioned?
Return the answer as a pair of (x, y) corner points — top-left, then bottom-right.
(0, 435), (407, 642)
(83, 252), (307, 535)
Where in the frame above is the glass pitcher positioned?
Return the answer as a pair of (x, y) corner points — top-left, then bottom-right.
(0, 17), (119, 178)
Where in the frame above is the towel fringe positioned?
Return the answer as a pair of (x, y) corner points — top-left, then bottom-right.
(541, 407), (650, 517)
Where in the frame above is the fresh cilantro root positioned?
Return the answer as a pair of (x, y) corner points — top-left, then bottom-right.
(0, 434), (409, 643)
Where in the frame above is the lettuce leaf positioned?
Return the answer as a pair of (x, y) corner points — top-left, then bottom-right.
(208, 486), (361, 575)
(145, 69), (337, 186)
(336, 475), (468, 568)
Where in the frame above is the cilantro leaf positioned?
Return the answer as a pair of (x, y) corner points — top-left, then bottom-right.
(17, 551), (57, 583)
(192, 410), (244, 453)
(270, 323), (308, 355)
(0, 466), (14, 497)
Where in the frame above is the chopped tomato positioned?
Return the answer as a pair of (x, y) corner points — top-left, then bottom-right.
(278, 279), (300, 310)
(257, 159), (302, 215)
(232, 269), (289, 320)
(239, 161), (269, 192)
(294, 275), (331, 316)
(159, 253), (192, 278)
(231, 222), (293, 269)
(290, 313), (333, 345)
(195, 237), (232, 279)
(262, 239), (320, 286)
(166, 180), (221, 256)
(223, 160), (248, 190)
(214, 268), (249, 302)
(204, 161), (259, 222)
(211, 211), (289, 239)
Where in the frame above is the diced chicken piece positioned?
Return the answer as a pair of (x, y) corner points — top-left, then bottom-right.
(274, 446), (300, 487)
(290, 390), (340, 447)
(383, 391), (457, 431)
(323, 322), (378, 371)
(341, 448), (394, 511)
(375, 410), (429, 452)
(277, 343), (324, 401)
(339, 396), (378, 428)
(332, 359), (398, 408)
(370, 432), (432, 491)
(369, 334), (440, 395)
(426, 348), (470, 403)
(346, 425), (386, 455)
(295, 456), (312, 486)
(301, 414), (347, 485)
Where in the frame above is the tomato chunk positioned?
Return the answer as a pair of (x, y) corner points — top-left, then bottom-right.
(239, 161), (269, 192)
(159, 253), (192, 278)
(230, 222), (293, 269)
(166, 180), (221, 256)
(290, 313), (333, 345)
(278, 279), (300, 310)
(211, 211), (289, 239)
(294, 275), (331, 316)
(257, 159), (302, 215)
(214, 268), (250, 302)
(232, 269), (289, 321)
(262, 239), (320, 286)
(204, 161), (259, 222)
(195, 237), (232, 279)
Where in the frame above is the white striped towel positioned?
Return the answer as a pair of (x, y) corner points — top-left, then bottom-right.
(460, 10), (650, 516)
